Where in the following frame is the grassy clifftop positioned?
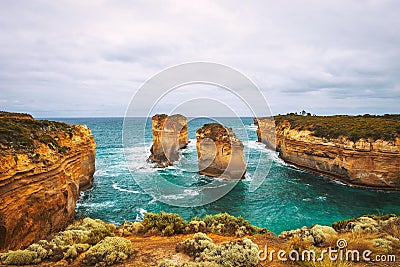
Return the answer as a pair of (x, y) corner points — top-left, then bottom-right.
(274, 114), (400, 142)
(0, 111), (73, 154)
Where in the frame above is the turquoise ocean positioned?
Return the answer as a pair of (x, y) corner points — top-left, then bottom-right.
(54, 117), (400, 234)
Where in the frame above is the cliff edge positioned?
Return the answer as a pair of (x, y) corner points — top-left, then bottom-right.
(0, 112), (96, 250)
(254, 115), (400, 189)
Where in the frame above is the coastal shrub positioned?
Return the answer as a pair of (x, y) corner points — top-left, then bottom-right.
(139, 212), (267, 237)
(280, 225), (337, 246)
(331, 214), (397, 233)
(185, 220), (207, 233)
(119, 221), (145, 236)
(274, 114), (400, 142)
(202, 213), (266, 236)
(176, 233), (259, 267)
(82, 236), (133, 266)
(142, 211), (188, 236)
(0, 115), (74, 154)
(0, 218), (115, 265)
(176, 232), (216, 258)
(0, 249), (41, 265)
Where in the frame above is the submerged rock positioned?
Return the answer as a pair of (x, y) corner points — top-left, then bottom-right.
(149, 114), (188, 167)
(196, 123), (246, 180)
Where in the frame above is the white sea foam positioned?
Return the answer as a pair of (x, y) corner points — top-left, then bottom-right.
(331, 179), (347, 186)
(135, 208), (147, 221)
(77, 201), (115, 208)
(124, 146), (155, 172)
(112, 183), (143, 194)
(184, 189), (200, 196)
(148, 197), (157, 205)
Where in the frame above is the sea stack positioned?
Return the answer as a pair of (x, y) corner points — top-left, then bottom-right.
(0, 112), (96, 250)
(149, 114), (189, 167)
(196, 123), (246, 180)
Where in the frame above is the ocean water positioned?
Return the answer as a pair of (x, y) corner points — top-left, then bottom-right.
(54, 117), (400, 234)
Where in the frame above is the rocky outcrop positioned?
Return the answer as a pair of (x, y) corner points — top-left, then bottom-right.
(0, 112), (96, 250)
(196, 123), (246, 180)
(254, 117), (400, 189)
(149, 114), (188, 167)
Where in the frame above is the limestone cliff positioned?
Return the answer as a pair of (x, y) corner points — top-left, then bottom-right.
(149, 114), (188, 167)
(254, 116), (400, 189)
(196, 123), (246, 180)
(0, 112), (96, 250)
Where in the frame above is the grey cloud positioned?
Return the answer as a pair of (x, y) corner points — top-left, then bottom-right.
(0, 0), (399, 117)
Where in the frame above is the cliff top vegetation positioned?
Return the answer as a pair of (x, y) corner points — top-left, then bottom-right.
(0, 111), (74, 154)
(273, 114), (400, 142)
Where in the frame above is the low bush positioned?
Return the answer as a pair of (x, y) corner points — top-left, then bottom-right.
(175, 233), (259, 267)
(201, 213), (267, 236)
(0, 218), (116, 265)
(140, 212), (267, 237)
(142, 212), (188, 236)
(0, 249), (40, 265)
(82, 236), (133, 266)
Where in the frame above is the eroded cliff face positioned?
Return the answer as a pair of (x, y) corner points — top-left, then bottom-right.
(254, 118), (400, 189)
(196, 123), (246, 180)
(0, 113), (96, 250)
(149, 114), (188, 167)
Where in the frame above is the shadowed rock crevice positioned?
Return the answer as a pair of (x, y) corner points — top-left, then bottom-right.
(196, 123), (246, 180)
(148, 114), (188, 168)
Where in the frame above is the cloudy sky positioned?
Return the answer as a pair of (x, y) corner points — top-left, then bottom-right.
(0, 0), (399, 117)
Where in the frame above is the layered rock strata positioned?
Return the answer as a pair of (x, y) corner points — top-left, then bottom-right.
(196, 123), (246, 180)
(149, 114), (188, 167)
(254, 117), (400, 189)
(0, 112), (96, 250)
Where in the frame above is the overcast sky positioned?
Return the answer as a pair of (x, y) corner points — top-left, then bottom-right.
(0, 0), (399, 117)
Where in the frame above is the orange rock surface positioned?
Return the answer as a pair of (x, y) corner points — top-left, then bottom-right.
(196, 123), (246, 180)
(0, 113), (96, 250)
(254, 118), (400, 189)
(149, 114), (188, 167)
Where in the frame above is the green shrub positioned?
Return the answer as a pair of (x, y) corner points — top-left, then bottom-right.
(0, 218), (115, 265)
(274, 114), (400, 142)
(119, 221), (145, 236)
(142, 211), (188, 236)
(176, 232), (216, 258)
(0, 113), (75, 154)
(82, 236), (133, 266)
(202, 213), (266, 236)
(175, 233), (259, 267)
(0, 249), (40, 265)
(331, 214), (397, 232)
(185, 220), (207, 233)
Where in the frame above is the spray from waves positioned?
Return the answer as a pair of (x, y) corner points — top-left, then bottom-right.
(124, 146), (155, 172)
(77, 201), (115, 209)
(132, 208), (148, 221)
(158, 188), (200, 201)
(112, 183), (145, 194)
